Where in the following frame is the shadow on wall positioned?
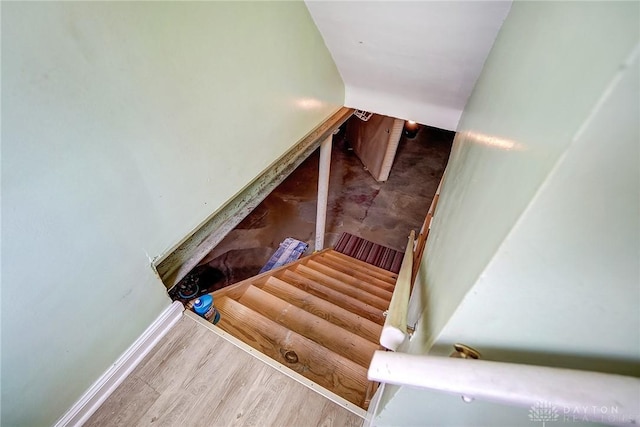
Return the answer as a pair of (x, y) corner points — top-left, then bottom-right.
(168, 247), (274, 303)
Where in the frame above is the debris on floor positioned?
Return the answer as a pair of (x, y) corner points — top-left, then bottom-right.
(259, 237), (309, 273)
(168, 264), (224, 303)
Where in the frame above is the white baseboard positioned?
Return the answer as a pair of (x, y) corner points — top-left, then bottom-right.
(54, 301), (184, 427)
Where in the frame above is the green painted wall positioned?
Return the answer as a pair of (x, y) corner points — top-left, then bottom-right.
(378, 2), (639, 425)
(1, 2), (343, 425)
(431, 53), (639, 371)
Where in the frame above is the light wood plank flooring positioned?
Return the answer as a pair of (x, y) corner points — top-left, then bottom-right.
(85, 315), (363, 427)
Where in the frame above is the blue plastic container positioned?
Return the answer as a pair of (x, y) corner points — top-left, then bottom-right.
(193, 294), (220, 324)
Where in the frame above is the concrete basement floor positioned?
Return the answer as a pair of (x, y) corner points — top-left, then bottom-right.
(175, 119), (453, 297)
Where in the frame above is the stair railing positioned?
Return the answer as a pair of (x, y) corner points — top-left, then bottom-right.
(380, 174), (444, 351)
(380, 175), (444, 352)
(368, 351), (640, 426)
(372, 171), (639, 424)
(412, 176), (443, 284)
(379, 230), (414, 351)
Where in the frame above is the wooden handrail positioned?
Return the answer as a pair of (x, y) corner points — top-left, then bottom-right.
(379, 176), (443, 350)
(412, 176), (444, 284)
(380, 230), (415, 351)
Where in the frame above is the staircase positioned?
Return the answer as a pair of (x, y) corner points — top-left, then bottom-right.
(207, 248), (398, 410)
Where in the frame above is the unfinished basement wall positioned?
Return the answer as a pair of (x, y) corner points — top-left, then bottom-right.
(375, 2), (639, 425)
(1, 2), (343, 425)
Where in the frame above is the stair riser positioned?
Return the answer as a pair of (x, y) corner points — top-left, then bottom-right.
(279, 270), (386, 325)
(319, 253), (397, 285)
(238, 286), (378, 368)
(209, 249), (395, 411)
(260, 277), (382, 343)
(305, 260), (394, 300)
(296, 265), (390, 310)
(215, 296), (369, 407)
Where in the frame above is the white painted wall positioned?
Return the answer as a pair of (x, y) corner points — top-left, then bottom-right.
(375, 2), (639, 425)
(305, 1), (511, 130)
(432, 51), (640, 370)
(1, 2), (343, 425)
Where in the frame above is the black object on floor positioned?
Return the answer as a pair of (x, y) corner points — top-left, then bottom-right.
(169, 265), (224, 303)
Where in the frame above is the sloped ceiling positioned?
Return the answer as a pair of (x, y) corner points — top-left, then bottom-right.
(305, 1), (512, 130)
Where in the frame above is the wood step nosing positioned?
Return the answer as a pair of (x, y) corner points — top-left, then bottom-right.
(209, 248), (334, 300)
(326, 249), (400, 275)
(215, 296), (369, 406)
(280, 270), (386, 325)
(320, 252), (398, 283)
(258, 276), (382, 343)
(311, 257), (396, 291)
(305, 260), (393, 300)
(294, 266), (389, 311)
(238, 285), (378, 368)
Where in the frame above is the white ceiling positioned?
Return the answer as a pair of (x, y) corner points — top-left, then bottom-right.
(305, 1), (512, 130)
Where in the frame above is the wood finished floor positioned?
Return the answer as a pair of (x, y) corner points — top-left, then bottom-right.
(85, 316), (363, 427)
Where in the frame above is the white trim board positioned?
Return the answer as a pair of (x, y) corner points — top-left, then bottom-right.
(155, 107), (354, 289)
(54, 301), (184, 427)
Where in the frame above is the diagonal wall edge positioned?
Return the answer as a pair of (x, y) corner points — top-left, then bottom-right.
(155, 107), (354, 290)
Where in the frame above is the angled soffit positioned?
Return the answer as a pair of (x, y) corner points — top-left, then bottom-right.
(305, 1), (512, 130)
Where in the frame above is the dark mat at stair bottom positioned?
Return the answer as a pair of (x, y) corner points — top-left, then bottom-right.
(334, 232), (404, 273)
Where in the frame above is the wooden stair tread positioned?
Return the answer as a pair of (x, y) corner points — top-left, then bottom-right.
(315, 254), (396, 288)
(206, 247), (393, 410)
(326, 249), (400, 278)
(209, 248), (334, 301)
(320, 252), (398, 285)
(215, 296), (369, 406)
(259, 276), (382, 343)
(305, 259), (395, 296)
(238, 285), (378, 368)
(295, 264), (390, 310)
(279, 270), (386, 325)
